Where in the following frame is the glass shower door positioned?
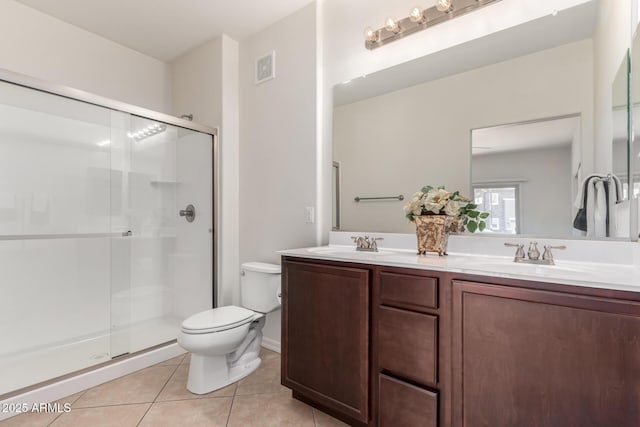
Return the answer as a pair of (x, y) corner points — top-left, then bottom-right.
(0, 81), (114, 394)
(109, 114), (213, 357)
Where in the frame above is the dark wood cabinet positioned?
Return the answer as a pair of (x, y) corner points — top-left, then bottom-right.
(451, 279), (640, 427)
(282, 256), (640, 427)
(375, 268), (444, 427)
(281, 258), (371, 426)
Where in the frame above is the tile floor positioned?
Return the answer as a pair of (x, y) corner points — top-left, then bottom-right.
(1, 349), (348, 427)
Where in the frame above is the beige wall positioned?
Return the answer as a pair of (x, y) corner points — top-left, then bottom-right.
(0, 0), (171, 113)
(593, 0), (632, 173)
(333, 40), (592, 233)
(239, 4), (317, 349)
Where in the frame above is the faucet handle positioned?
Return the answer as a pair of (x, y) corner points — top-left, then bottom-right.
(542, 245), (566, 263)
(370, 237), (384, 251)
(504, 242), (525, 260)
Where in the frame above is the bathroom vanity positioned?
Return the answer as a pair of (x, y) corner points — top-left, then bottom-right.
(280, 247), (640, 427)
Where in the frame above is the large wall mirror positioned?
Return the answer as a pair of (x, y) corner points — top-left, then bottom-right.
(332, 0), (633, 240)
(631, 8), (640, 240)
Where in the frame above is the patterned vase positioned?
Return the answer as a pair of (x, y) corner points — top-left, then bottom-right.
(414, 215), (462, 256)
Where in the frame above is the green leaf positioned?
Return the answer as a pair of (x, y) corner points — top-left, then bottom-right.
(466, 220), (478, 233)
(478, 221), (486, 231)
(421, 185), (433, 193)
(466, 203), (478, 210)
(479, 212), (490, 219)
(467, 210), (479, 218)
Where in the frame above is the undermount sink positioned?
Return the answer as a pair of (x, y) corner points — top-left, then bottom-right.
(305, 246), (395, 256)
(461, 259), (595, 276)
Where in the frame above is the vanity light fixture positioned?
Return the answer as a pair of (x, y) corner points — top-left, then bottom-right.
(364, 0), (502, 50)
(384, 16), (400, 33)
(435, 0), (454, 13)
(409, 6), (425, 23)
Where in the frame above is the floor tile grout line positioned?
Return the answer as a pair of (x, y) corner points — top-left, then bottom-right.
(154, 395), (236, 403)
(46, 411), (64, 427)
(152, 363), (181, 403)
(225, 392), (237, 427)
(135, 403), (153, 427)
(66, 401), (156, 410)
(133, 362), (181, 425)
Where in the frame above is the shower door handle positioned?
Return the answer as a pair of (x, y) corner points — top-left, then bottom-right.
(179, 204), (196, 222)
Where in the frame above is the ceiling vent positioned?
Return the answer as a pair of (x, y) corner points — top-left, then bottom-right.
(255, 51), (276, 84)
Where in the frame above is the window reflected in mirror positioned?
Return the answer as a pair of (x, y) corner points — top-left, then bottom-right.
(473, 186), (519, 234)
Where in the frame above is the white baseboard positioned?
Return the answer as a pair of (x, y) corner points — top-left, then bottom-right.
(261, 337), (281, 353)
(0, 343), (185, 421)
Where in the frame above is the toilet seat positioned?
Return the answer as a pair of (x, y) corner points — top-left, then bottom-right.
(181, 306), (256, 334)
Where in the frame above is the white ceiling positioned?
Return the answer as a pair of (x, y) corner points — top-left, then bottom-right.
(471, 116), (580, 156)
(15, 0), (316, 62)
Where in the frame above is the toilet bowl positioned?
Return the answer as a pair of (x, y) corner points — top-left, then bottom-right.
(177, 262), (281, 394)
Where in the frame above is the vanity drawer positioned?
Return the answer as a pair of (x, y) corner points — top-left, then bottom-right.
(378, 306), (437, 386)
(379, 374), (437, 427)
(379, 272), (438, 311)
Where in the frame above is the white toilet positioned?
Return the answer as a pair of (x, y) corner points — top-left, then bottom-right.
(177, 262), (281, 394)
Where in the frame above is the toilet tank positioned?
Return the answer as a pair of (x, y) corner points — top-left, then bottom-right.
(240, 262), (281, 313)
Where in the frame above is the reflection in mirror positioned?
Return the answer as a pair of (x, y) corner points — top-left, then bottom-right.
(471, 116), (579, 237)
(332, 161), (341, 230)
(612, 53), (630, 199)
(632, 23), (640, 239)
(332, 1), (631, 239)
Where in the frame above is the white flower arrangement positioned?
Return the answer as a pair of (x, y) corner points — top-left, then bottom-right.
(403, 185), (489, 232)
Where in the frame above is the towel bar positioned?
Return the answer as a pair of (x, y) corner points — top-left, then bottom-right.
(354, 195), (404, 202)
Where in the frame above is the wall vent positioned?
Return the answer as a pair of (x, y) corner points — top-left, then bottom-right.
(255, 51), (276, 84)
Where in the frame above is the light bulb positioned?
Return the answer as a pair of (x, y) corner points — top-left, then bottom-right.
(436, 0), (453, 12)
(384, 16), (400, 33)
(364, 26), (377, 42)
(409, 6), (424, 23)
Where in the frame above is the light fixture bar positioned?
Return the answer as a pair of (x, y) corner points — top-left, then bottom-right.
(365, 0), (502, 50)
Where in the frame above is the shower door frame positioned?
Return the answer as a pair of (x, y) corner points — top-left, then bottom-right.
(0, 66), (219, 334)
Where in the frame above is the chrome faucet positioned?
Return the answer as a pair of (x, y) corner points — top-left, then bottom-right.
(505, 242), (566, 265)
(351, 235), (384, 252)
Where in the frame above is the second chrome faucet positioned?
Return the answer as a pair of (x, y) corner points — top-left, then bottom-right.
(504, 241), (566, 265)
(351, 235), (384, 252)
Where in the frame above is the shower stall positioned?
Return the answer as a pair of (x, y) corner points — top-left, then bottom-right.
(0, 71), (216, 397)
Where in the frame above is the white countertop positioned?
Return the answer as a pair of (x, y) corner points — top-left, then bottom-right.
(278, 245), (640, 294)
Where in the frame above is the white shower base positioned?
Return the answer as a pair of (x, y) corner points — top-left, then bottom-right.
(0, 315), (182, 397)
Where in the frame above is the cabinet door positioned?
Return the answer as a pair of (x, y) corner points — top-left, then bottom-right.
(282, 260), (370, 424)
(451, 280), (640, 427)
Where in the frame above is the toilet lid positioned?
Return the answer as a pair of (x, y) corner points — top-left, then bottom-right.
(181, 306), (256, 333)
